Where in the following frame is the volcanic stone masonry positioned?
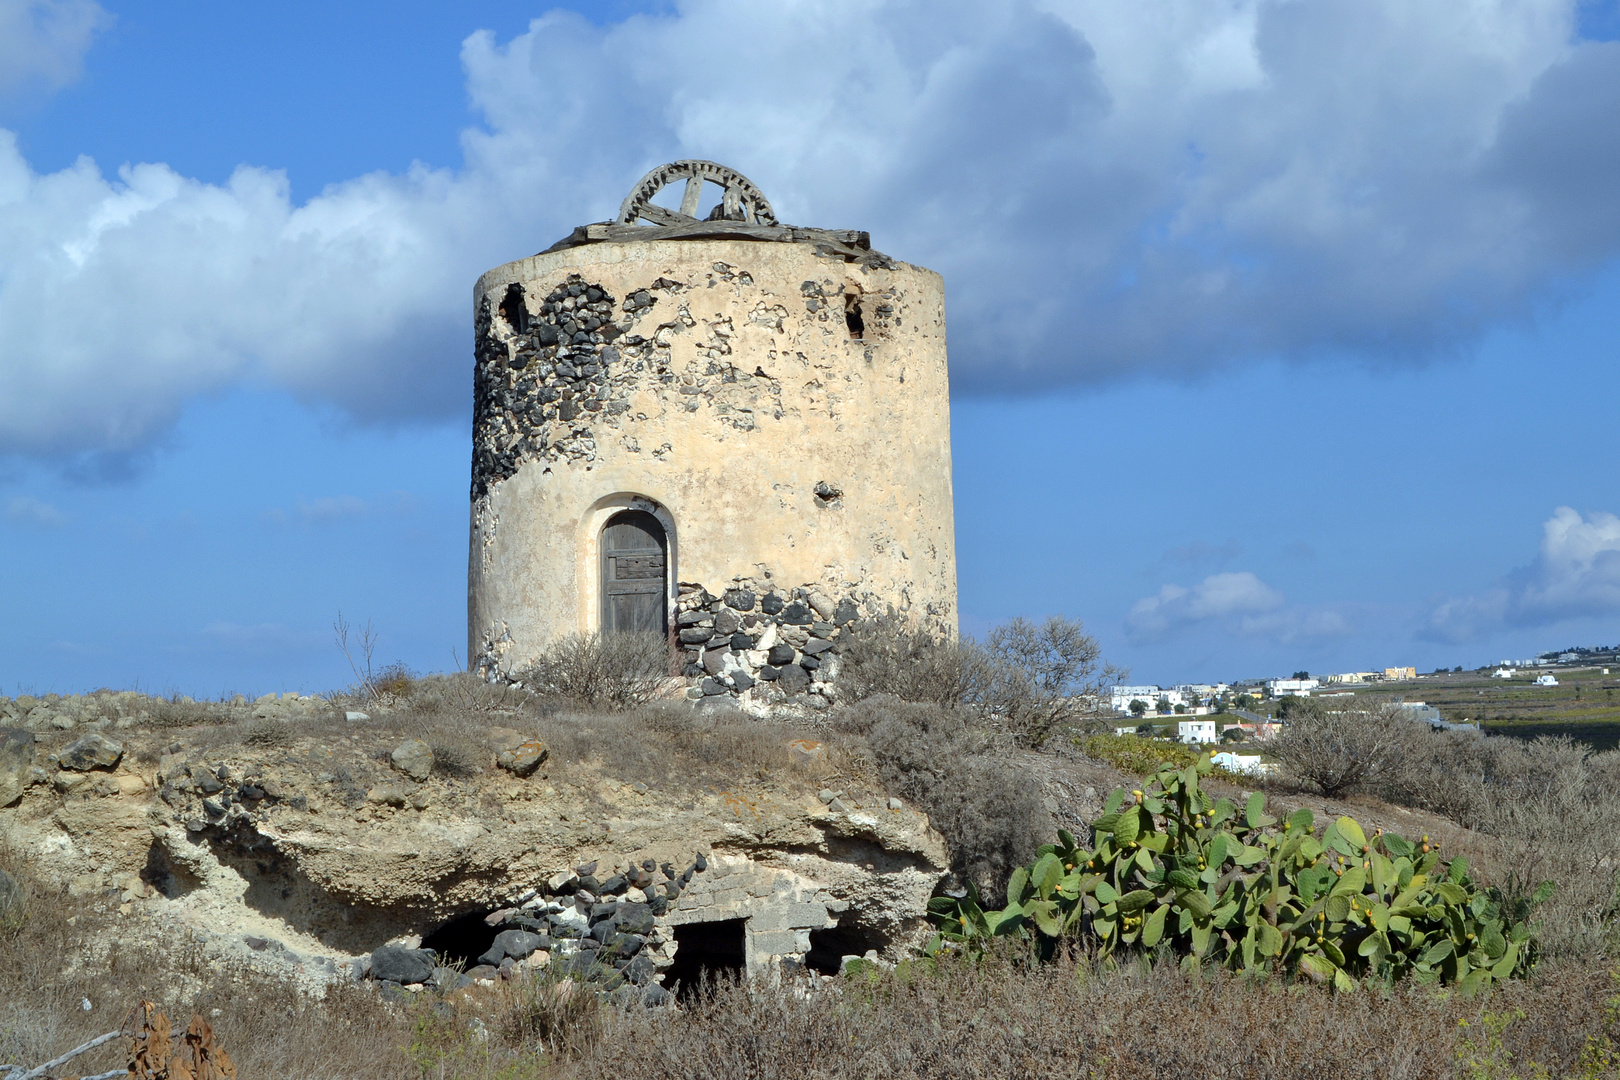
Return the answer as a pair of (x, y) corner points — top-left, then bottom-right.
(468, 161), (958, 707)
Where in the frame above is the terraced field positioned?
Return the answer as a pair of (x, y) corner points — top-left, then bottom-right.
(1323, 667), (1620, 749)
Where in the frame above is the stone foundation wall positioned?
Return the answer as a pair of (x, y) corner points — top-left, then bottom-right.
(675, 580), (858, 711)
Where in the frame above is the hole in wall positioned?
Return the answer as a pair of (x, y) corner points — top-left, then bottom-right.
(804, 922), (886, 976)
(666, 918), (747, 1001)
(813, 481), (843, 509)
(420, 910), (502, 969)
(844, 291), (865, 339)
(498, 283), (527, 334)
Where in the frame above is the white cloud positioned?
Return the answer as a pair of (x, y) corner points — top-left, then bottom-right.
(1127, 570), (1281, 637)
(1, 0), (1619, 459)
(6, 493), (64, 526)
(1425, 507), (1620, 641)
(1127, 569), (1349, 643)
(0, 0), (107, 98)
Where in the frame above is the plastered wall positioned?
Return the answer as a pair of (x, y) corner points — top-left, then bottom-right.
(468, 237), (956, 695)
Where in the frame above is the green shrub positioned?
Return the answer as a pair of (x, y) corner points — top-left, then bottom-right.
(929, 752), (1552, 992)
(1080, 734), (1200, 775)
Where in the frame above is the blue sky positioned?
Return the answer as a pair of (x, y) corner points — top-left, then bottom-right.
(1, 0), (1618, 696)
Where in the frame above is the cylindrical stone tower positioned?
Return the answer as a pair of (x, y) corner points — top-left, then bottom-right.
(469, 161), (956, 708)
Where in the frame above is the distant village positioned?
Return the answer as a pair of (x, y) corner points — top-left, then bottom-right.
(1106, 641), (1620, 777)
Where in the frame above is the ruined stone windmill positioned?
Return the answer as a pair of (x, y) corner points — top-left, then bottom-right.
(469, 161), (957, 709)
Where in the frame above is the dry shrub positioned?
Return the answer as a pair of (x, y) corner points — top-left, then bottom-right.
(519, 632), (672, 711)
(1272, 700), (1414, 797)
(980, 616), (1124, 746)
(240, 719), (291, 750)
(582, 953), (1612, 1080)
(429, 738), (485, 779)
(371, 663), (416, 698)
(837, 615), (991, 708)
(148, 698), (232, 729)
(859, 696), (1046, 897)
(493, 973), (603, 1063)
(840, 615), (1121, 747)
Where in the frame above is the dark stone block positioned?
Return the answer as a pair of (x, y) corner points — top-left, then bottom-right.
(732, 671), (755, 691)
(558, 400), (578, 421)
(615, 902), (654, 934)
(577, 874), (601, 894)
(370, 945), (435, 985)
(622, 954), (657, 986)
(730, 633), (755, 651)
(604, 933), (644, 959)
(677, 609), (709, 627)
(714, 610), (741, 636)
(678, 627), (713, 645)
(781, 601), (812, 625)
(777, 665), (810, 695)
(760, 592), (785, 615)
(599, 875), (629, 895)
(834, 599), (859, 624)
(800, 655), (821, 671)
(803, 637), (835, 655)
(756, 665), (780, 681)
(767, 643), (796, 666)
(590, 902), (620, 923)
(724, 589), (756, 611)
(701, 678), (726, 696)
(490, 929), (545, 961)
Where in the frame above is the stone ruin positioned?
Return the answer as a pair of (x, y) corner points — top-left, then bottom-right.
(468, 161), (958, 711)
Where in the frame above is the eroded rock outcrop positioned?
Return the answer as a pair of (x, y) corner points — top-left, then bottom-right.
(0, 705), (948, 994)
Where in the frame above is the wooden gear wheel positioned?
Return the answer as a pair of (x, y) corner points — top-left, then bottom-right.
(616, 161), (778, 227)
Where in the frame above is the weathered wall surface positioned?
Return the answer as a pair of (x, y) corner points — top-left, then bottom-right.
(468, 238), (956, 702)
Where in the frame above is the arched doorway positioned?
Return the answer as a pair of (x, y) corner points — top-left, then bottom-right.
(600, 510), (668, 634)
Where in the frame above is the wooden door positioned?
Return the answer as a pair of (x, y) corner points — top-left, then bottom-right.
(600, 511), (668, 634)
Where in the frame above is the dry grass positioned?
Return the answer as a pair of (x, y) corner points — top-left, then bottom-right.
(581, 953), (1616, 1080)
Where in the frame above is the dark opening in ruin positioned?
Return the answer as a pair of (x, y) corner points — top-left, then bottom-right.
(498, 283), (527, 334)
(421, 911), (501, 969)
(665, 919), (746, 1000)
(844, 291), (865, 339)
(804, 923), (886, 976)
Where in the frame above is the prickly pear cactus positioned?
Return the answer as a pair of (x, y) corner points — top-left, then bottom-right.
(927, 751), (1552, 992)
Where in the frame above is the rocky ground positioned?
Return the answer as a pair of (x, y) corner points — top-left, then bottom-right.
(0, 681), (971, 1004)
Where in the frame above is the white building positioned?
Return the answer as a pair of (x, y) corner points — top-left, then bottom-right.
(1110, 685), (1185, 714)
(1211, 751), (1277, 777)
(1493, 668), (1516, 679)
(1536, 674), (1560, 687)
(1178, 719), (1218, 744)
(1266, 678), (1320, 698)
